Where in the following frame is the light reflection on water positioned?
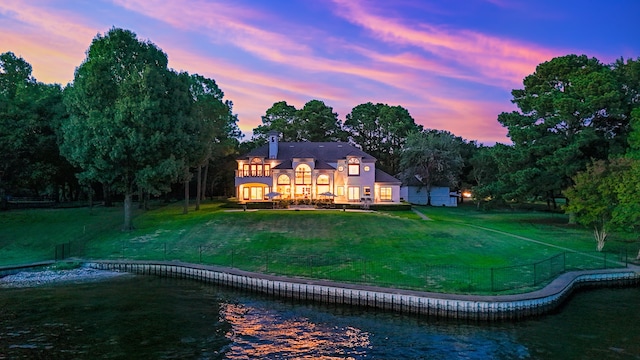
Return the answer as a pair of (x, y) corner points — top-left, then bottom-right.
(222, 302), (370, 359)
(0, 275), (638, 359)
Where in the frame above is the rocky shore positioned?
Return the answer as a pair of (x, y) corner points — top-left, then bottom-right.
(0, 266), (130, 288)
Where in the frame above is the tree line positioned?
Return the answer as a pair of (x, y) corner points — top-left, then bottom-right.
(1, 27), (639, 249)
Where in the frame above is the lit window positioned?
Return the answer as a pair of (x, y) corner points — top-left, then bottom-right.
(317, 174), (330, 185)
(295, 164), (312, 184)
(348, 186), (360, 201)
(364, 187), (371, 196)
(348, 158), (360, 176)
(337, 186), (344, 196)
(380, 187), (392, 201)
(277, 174), (290, 185)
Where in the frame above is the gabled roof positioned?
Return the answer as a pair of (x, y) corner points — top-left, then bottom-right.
(375, 169), (401, 184)
(240, 142), (375, 162)
(271, 160), (292, 169)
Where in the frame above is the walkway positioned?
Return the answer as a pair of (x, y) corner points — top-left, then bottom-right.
(412, 208), (431, 220)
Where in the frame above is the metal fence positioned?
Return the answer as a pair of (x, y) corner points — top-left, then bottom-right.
(53, 238), (632, 294)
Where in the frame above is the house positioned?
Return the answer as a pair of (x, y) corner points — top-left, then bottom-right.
(400, 175), (458, 207)
(235, 131), (401, 204)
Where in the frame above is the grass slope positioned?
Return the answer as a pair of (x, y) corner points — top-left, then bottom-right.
(1, 201), (635, 294)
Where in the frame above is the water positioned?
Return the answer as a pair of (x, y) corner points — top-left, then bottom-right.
(1, 275), (639, 359)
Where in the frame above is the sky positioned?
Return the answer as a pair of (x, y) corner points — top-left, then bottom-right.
(1, 1), (639, 145)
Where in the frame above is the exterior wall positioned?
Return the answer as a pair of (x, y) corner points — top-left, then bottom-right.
(430, 187), (457, 207)
(236, 151), (398, 204)
(333, 158), (376, 203)
(401, 186), (457, 207)
(403, 186), (429, 205)
(374, 183), (401, 203)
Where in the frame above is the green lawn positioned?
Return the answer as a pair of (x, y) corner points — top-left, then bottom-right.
(1, 201), (636, 294)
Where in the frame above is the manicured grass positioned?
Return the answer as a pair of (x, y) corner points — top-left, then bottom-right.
(1, 201), (636, 294)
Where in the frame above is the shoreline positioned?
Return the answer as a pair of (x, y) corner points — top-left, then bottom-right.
(2, 260), (639, 320)
(0, 265), (130, 288)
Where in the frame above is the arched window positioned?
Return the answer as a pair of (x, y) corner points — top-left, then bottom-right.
(277, 174), (290, 185)
(316, 174), (330, 196)
(317, 174), (329, 185)
(295, 164), (311, 184)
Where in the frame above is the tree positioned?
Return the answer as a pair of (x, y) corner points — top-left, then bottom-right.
(497, 55), (627, 207)
(0, 52), (73, 200)
(297, 100), (347, 142)
(344, 102), (422, 175)
(400, 130), (463, 205)
(253, 101), (299, 142)
(253, 99), (347, 143)
(469, 145), (504, 209)
(61, 28), (191, 230)
(613, 108), (640, 258)
(187, 74), (241, 210)
(565, 159), (630, 251)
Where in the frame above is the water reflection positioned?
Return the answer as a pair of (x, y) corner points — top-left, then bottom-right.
(222, 303), (370, 359)
(0, 274), (638, 359)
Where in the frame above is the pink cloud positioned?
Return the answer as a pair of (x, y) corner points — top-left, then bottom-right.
(331, 0), (558, 87)
(0, 0), (517, 144)
(0, 2), (98, 83)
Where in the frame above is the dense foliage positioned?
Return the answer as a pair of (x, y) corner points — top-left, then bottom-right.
(0, 29), (241, 229)
(2, 27), (639, 248)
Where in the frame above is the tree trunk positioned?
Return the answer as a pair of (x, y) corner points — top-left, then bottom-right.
(183, 167), (191, 215)
(143, 192), (149, 210)
(594, 225), (607, 252)
(103, 184), (113, 207)
(88, 185), (93, 211)
(201, 162), (209, 201)
(195, 165), (202, 211)
(183, 180), (189, 215)
(123, 192), (134, 231)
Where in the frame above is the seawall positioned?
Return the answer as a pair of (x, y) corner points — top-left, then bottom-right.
(85, 260), (640, 321)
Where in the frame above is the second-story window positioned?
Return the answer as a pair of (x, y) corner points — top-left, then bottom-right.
(348, 158), (360, 176)
(295, 164), (312, 184)
(248, 157), (269, 177)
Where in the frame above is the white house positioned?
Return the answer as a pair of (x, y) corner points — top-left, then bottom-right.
(235, 131), (401, 204)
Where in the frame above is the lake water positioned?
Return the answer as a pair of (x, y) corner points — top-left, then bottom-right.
(1, 275), (639, 359)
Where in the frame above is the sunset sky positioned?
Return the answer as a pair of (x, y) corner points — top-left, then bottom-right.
(2, 1), (639, 144)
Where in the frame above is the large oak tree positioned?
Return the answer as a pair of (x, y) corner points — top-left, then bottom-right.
(61, 28), (192, 230)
